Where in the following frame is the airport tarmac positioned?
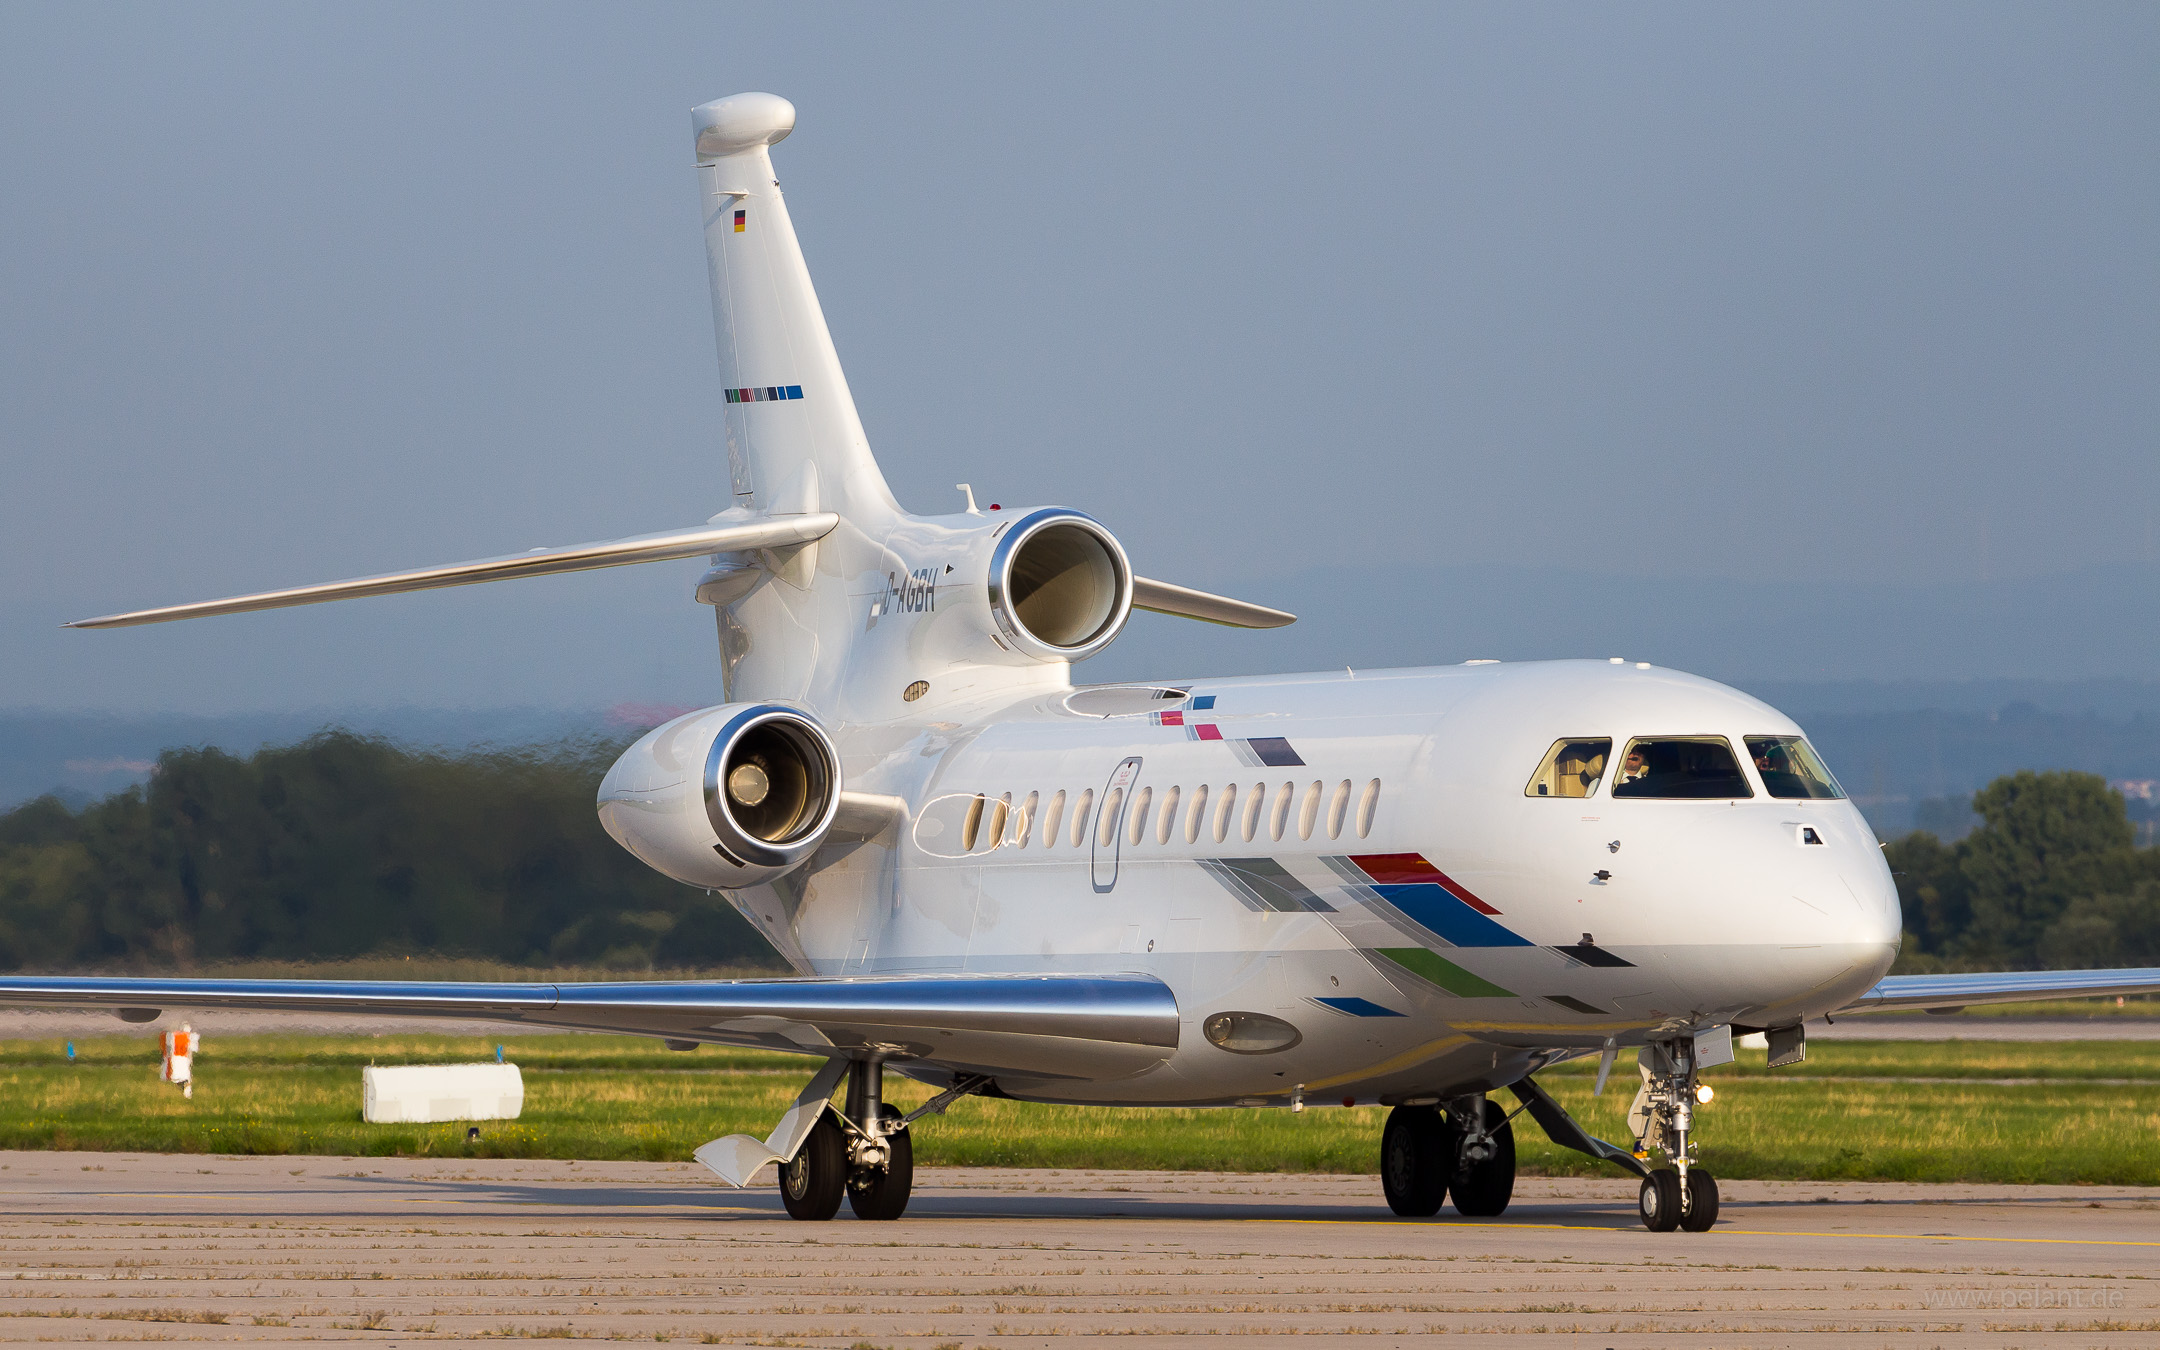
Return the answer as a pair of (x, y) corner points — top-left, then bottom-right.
(0, 1153), (2153, 1347)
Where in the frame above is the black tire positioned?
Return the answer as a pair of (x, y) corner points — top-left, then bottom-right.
(1639, 1168), (1683, 1232)
(1446, 1098), (1516, 1218)
(846, 1105), (913, 1221)
(1679, 1167), (1719, 1231)
(779, 1113), (845, 1221)
(1380, 1105), (1448, 1216)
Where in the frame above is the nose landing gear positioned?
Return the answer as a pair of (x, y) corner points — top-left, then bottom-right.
(1627, 1038), (1720, 1232)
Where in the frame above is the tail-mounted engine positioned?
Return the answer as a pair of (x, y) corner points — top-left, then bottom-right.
(985, 509), (1134, 663)
(597, 703), (841, 889)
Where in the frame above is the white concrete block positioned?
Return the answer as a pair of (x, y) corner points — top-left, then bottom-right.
(361, 1063), (523, 1124)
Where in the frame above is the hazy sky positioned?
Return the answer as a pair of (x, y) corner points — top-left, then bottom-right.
(3, 3), (2155, 712)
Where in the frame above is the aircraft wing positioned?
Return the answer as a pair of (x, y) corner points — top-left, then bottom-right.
(0, 972), (1179, 1080)
(1839, 966), (2160, 1014)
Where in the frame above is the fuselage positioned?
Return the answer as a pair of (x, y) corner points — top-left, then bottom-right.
(712, 658), (1900, 1108)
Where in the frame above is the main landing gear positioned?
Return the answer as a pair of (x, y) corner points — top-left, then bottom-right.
(1626, 1038), (1720, 1232)
(779, 1058), (914, 1221)
(775, 1061), (989, 1222)
(1381, 1095), (1517, 1218)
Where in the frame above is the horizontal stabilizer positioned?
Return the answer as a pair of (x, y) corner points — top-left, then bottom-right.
(1131, 576), (1294, 629)
(0, 971), (1180, 1080)
(67, 514), (840, 629)
(1841, 966), (2160, 1014)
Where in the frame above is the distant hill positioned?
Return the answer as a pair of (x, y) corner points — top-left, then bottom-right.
(8, 678), (2160, 840)
(0, 706), (663, 810)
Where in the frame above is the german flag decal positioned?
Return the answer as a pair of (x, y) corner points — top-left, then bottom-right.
(733, 209), (746, 233)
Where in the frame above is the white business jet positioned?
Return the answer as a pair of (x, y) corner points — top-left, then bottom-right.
(10, 93), (2158, 1232)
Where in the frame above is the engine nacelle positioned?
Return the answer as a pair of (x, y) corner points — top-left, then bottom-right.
(984, 508), (1133, 664)
(596, 703), (841, 889)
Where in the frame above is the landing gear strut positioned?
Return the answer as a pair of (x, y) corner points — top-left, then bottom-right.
(1380, 1095), (1517, 1219)
(777, 1057), (914, 1220)
(1627, 1038), (1719, 1232)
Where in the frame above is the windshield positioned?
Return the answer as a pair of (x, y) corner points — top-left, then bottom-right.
(1525, 738), (1611, 798)
(1745, 735), (1846, 799)
(1610, 736), (1753, 799)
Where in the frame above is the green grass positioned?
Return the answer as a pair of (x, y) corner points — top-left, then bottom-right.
(1, 1033), (2155, 1185)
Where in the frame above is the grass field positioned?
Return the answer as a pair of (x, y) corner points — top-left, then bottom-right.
(1, 1032), (2155, 1186)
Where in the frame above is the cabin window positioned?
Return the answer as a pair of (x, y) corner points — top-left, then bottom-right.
(1015, 790), (1039, 847)
(1525, 738), (1611, 798)
(1186, 784), (1209, 843)
(1157, 785), (1180, 844)
(1611, 737), (1753, 799)
(1269, 782), (1294, 841)
(962, 794), (986, 851)
(988, 792), (1011, 850)
(1356, 779), (1380, 837)
(1069, 789), (1092, 846)
(1096, 787), (1122, 847)
(1745, 736), (1846, 800)
(1126, 786), (1152, 846)
(1214, 783), (1237, 843)
(1041, 790), (1065, 847)
(1241, 783), (1265, 842)
(1297, 781), (1322, 840)
(1326, 780), (1351, 839)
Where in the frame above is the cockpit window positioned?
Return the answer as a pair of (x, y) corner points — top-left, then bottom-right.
(1525, 738), (1611, 798)
(1610, 736), (1753, 799)
(1745, 735), (1846, 799)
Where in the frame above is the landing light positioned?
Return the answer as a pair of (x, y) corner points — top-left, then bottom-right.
(1695, 1084), (1715, 1104)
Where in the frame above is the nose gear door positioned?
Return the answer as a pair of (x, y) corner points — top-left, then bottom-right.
(1091, 757), (1142, 893)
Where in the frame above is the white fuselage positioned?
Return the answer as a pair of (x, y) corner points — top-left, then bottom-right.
(718, 658), (1900, 1108)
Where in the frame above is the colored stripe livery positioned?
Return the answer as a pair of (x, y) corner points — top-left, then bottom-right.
(726, 385), (805, 403)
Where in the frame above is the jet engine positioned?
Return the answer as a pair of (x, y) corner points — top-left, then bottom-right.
(596, 703), (841, 889)
(984, 508), (1134, 664)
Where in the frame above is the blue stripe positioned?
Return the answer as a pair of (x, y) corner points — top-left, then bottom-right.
(1372, 883), (1533, 948)
(1315, 996), (1404, 1018)
(1190, 695), (1216, 710)
(787, 385), (803, 399)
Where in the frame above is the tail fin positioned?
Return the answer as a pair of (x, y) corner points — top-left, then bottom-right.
(694, 94), (898, 526)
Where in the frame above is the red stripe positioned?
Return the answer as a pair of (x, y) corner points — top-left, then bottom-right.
(1349, 853), (1501, 914)
(1195, 724), (1222, 741)
(1160, 710), (1184, 726)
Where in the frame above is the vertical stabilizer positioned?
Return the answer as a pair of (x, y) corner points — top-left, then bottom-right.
(695, 94), (899, 526)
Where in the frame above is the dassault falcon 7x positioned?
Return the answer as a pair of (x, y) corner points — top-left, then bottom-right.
(12, 93), (2158, 1232)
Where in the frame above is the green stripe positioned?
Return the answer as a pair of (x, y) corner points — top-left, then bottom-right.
(1378, 947), (1515, 999)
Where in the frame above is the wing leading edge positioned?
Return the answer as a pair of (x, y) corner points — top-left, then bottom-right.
(0, 972), (1180, 1080)
(1841, 966), (2160, 1014)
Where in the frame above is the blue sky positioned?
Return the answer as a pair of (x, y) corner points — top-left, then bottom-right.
(3, 3), (2155, 711)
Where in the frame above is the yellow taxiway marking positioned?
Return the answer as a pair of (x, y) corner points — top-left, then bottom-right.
(1256, 1216), (2160, 1248)
(80, 1194), (2158, 1249)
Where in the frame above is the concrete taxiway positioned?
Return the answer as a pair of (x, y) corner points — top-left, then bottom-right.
(0, 1152), (2154, 1346)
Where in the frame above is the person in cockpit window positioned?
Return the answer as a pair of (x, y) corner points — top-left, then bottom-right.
(1619, 745), (1649, 786)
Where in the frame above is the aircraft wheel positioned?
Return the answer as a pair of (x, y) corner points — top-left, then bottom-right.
(1447, 1098), (1515, 1218)
(779, 1113), (845, 1221)
(846, 1105), (914, 1221)
(1380, 1105), (1448, 1216)
(1679, 1168), (1719, 1231)
(1639, 1168), (1683, 1232)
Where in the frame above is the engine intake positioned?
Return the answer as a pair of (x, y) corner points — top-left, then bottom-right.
(986, 509), (1132, 663)
(598, 703), (840, 889)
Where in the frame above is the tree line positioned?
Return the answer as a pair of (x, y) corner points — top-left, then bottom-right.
(1886, 770), (2160, 972)
(0, 732), (782, 973)
(1, 734), (2155, 976)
